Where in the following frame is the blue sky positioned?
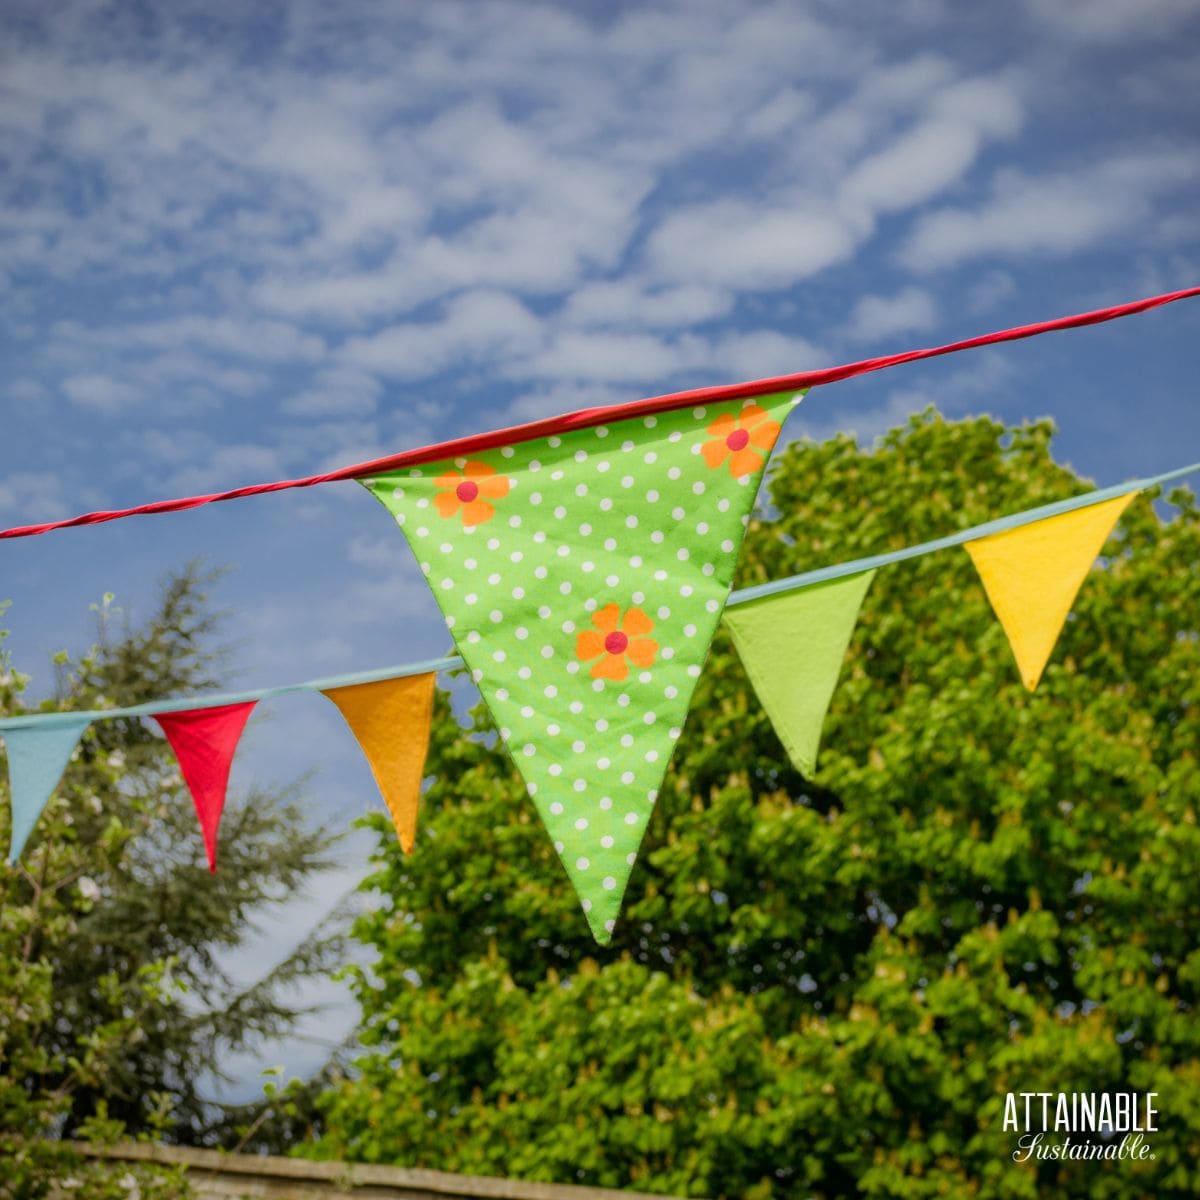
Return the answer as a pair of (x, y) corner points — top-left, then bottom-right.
(2, 0), (1199, 1099)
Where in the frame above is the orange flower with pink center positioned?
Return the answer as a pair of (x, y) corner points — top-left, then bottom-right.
(433, 460), (511, 526)
(575, 603), (658, 682)
(701, 404), (781, 478)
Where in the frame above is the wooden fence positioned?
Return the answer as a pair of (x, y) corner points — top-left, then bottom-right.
(73, 1143), (686, 1200)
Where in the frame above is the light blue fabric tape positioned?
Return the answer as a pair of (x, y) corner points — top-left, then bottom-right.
(0, 655), (462, 731)
(728, 459), (1200, 606)
(0, 460), (1194, 733)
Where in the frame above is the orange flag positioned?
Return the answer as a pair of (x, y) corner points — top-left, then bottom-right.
(964, 493), (1134, 690)
(322, 674), (436, 852)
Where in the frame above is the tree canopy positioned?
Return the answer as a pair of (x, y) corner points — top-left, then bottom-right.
(311, 412), (1200, 1199)
(0, 565), (343, 1193)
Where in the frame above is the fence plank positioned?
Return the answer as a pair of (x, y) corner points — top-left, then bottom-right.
(71, 1143), (690, 1200)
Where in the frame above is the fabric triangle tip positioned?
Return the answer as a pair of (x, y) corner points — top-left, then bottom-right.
(585, 914), (616, 947)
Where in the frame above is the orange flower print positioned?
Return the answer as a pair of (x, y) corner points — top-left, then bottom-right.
(701, 404), (781, 478)
(575, 603), (659, 682)
(433, 460), (511, 527)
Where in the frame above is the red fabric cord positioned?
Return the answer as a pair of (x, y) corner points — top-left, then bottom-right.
(3, 285), (1197, 541)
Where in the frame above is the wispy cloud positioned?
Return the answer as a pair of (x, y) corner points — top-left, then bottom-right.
(61, 373), (143, 414)
(845, 286), (939, 343)
(900, 150), (1200, 271)
(0, 469), (71, 520)
(0, 4), (1040, 431)
(1021, 0), (1200, 43)
(340, 291), (543, 379)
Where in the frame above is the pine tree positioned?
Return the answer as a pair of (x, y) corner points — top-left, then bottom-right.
(0, 563), (345, 1161)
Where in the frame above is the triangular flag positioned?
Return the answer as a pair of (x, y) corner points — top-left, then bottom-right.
(153, 702), (256, 872)
(724, 570), (875, 777)
(4, 717), (92, 862)
(322, 673), (436, 853)
(964, 493), (1135, 690)
(363, 391), (803, 942)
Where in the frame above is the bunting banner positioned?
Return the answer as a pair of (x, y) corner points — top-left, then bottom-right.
(1, 450), (1195, 938)
(154, 703), (257, 872)
(964, 493), (1135, 690)
(724, 571), (875, 777)
(323, 673), (436, 853)
(3, 717), (92, 862)
(363, 391), (804, 941)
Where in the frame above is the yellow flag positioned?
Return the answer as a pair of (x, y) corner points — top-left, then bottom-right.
(322, 674), (436, 852)
(965, 493), (1134, 690)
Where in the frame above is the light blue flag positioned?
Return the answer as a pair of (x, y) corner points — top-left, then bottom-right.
(4, 717), (92, 862)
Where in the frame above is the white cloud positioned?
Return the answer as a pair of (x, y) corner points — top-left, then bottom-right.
(128, 316), (325, 362)
(842, 117), (985, 216)
(646, 201), (865, 290)
(319, 184), (426, 250)
(5, 377), (53, 408)
(965, 270), (1017, 314)
(0, 469), (70, 520)
(840, 73), (1023, 217)
(61, 315), (325, 363)
(116, 426), (216, 471)
(505, 325), (824, 392)
(645, 68), (1023, 296)
(900, 150), (1200, 270)
(61, 373), (142, 413)
(340, 290), (542, 378)
(254, 100), (379, 187)
(1021, 0), (1200, 42)
(163, 443), (289, 495)
(516, 330), (699, 384)
(282, 367), (382, 418)
(742, 86), (814, 140)
(253, 266), (413, 325)
(710, 330), (825, 382)
(846, 286), (938, 343)
(562, 281), (733, 330)
(0, 3), (1078, 424)
(789, 54), (956, 178)
(200, 839), (375, 1098)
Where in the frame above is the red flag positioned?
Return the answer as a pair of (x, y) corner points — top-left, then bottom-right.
(154, 702), (256, 872)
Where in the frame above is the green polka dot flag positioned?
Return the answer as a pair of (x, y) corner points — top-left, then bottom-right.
(363, 390), (803, 942)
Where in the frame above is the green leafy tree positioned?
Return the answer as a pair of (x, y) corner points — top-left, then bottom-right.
(312, 413), (1200, 1198)
(0, 565), (344, 1190)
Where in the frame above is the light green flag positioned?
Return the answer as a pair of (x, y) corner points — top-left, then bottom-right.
(724, 570), (875, 777)
(363, 390), (803, 942)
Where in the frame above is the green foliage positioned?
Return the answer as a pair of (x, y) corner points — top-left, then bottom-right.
(313, 413), (1200, 1197)
(0, 565), (344, 1194)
